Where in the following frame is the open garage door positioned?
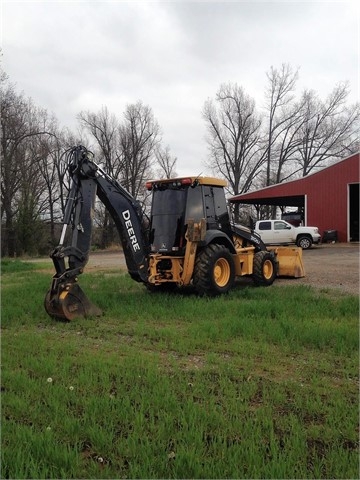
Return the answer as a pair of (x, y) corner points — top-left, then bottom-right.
(349, 183), (359, 241)
(230, 194), (306, 225)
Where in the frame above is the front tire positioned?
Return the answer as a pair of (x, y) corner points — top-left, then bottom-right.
(193, 244), (235, 296)
(297, 235), (312, 249)
(252, 251), (277, 286)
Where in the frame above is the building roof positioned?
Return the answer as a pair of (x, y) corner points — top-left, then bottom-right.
(229, 153), (360, 206)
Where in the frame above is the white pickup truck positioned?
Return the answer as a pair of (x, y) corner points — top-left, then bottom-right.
(254, 220), (321, 249)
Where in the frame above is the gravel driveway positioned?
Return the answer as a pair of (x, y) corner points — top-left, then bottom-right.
(274, 243), (359, 295)
(86, 243), (359, 296)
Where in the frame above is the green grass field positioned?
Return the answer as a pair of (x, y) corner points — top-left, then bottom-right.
(1, 259), (359, 479)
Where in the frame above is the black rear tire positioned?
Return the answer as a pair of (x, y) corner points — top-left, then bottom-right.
(193, 244), (235, 296)
(253, 251), (277, 286)
(297, 235), (312, 249)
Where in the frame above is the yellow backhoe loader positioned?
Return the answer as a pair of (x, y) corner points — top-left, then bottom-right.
(45, 146), (304, 321)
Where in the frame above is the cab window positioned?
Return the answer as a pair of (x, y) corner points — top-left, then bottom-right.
(259, 221), (271, 230)
(274, 221), (289, 230)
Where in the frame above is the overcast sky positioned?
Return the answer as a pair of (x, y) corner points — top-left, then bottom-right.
(2, 0), (359, 177)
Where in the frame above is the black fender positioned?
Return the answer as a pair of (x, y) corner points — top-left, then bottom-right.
(231, 223), (267, 252)
(200, 230), (236, 254)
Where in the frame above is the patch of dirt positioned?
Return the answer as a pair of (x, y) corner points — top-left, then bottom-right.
(274, 243), (359, 296)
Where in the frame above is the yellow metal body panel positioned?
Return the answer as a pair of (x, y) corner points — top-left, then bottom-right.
(148, 254), (184, 284)
(267, 246), (305, 278)
(232, 247), (255, 276)
(180, 218), (206, 284)
(148, 219), (205, 286)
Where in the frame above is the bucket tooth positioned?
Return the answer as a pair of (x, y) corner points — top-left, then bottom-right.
(45, 282), (102, 321)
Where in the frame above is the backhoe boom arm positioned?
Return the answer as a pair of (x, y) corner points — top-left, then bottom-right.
(45, 146), (149, 320)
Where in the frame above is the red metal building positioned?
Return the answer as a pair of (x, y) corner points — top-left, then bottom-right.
(230, 153), (359, 242)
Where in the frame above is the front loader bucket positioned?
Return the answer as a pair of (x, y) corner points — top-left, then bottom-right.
(270, 246), (305, 278)
(45, 282), (102, 321)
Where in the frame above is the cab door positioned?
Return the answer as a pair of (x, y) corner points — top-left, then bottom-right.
(256, 221), (272, 243)
(274, 220), (293, 243)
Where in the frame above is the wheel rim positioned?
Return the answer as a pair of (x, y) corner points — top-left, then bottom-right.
(263, 259), (274, 280)
(214, 258), (231, 287)
(300, 238), (311, 249)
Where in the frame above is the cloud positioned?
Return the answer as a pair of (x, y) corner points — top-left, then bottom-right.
(2, 0), (358, 176)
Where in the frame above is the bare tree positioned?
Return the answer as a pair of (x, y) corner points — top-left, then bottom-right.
(118, 101), (161, 198)
(78, 106), (120, 177)
(203, 83), (264, 197)
(15, 136), (49, 255)
(76, 102), (161, 247)
(268, 96), (311, 184)
(295, 84), (360, 176)
(34, 128), (71, 247)
(263, 63), (300, 187)
(154, 144), (177, 178)
(1, 84), (28, 255)
(0, 75), (54, 256)
(77, 107), (122, 248)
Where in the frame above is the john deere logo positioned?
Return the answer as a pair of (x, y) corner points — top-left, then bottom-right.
(122, 210), (141, 252)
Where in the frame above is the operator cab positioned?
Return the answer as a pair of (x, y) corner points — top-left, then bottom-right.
(145, 176), (231, 255)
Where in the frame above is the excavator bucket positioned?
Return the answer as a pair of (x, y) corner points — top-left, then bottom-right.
(269, 246), (305, 278)
(45, 282), (102, 321)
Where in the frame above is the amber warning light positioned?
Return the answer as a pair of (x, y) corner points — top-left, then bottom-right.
(145, 178), (192, 190)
